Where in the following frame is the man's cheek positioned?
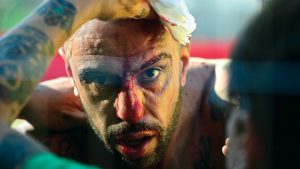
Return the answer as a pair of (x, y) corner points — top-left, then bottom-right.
(90, 99), (117, 123)
(142, 94), (167, 127)
(77, 86), (117, 122)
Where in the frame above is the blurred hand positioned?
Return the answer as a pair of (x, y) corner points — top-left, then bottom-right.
(20, 77), (86, 131)
(222, 138), (230, 157)
(95, 0), (156, 20)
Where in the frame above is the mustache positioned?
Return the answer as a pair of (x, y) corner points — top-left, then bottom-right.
(106, 120), (163, 141)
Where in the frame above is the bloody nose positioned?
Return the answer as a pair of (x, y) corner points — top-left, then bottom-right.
(115, 88), (144, 124)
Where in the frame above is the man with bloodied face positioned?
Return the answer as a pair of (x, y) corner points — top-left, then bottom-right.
(46, 16), (230, 168)
(62, 18), (190, 168)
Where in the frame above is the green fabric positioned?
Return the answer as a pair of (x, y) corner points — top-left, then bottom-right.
(0, 0), (43, 31)
(22, 152), (101, 169)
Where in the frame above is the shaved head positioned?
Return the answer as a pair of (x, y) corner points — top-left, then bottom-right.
(64, 19), (177, 60)
(62, 18), (189, 169)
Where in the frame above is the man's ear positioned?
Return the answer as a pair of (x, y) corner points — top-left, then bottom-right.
(59, 47), (79, 96)
(70, 78), (79, 96)
(59, 47), (72, 77)
(180, 44), (190, 86)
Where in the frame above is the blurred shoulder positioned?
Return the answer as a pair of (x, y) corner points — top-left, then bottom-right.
(186, 57), (231, 89)
(189, 57), (230, 70)
(182, 57), (231, 113)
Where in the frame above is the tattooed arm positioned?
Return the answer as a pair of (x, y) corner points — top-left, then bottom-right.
(0, 0), (152, 123)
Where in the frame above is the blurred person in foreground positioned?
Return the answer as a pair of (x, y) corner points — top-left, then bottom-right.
(226, 0), (300, 168)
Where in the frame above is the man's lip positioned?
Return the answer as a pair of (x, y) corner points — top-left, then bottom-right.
(115, 130), (158, 159)
(116, 130), (158, 141)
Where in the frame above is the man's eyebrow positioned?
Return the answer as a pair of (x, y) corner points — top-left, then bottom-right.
(140, 53), (172, 70)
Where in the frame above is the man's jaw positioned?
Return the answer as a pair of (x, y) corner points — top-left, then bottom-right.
(103, 120), (165, 169)
(115, 130), (159, 159)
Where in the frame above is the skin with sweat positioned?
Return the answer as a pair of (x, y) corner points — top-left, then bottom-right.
(64, 19), (187, 169)
(33, 19), (228, 169)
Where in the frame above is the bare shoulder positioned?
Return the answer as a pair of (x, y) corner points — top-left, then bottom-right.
(184, 58), (216, 99)
(181, 58), (231, 114)
(184, 57), (231, 95)
(189, 57), (230, 66)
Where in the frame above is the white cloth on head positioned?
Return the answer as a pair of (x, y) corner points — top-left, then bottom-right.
(149, 0), (196, 45)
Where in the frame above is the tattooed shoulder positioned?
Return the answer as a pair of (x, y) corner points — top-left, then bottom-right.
(0, 26), (54, 118)
(37, 0), (77, 32)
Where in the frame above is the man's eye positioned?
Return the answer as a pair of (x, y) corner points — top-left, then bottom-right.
(93, 76), (121, 87)
(94, 76), (107, 86)
(83, 75), (120, 87)
(138, 68), (161, 84)
(81, 75), (108, 86)
(145, 68), (160, 78)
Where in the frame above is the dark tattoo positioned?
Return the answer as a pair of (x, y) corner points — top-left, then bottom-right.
(205, 68), (233, 123)
(134, 8), (147, 19)
(196, 136), (212, 169)
(30, 127), (117, 168)
(37, 0), (76, 32)
(35, 133), (82, 160)
(0, 26), (54, 116)
(208, 90), (227, 123)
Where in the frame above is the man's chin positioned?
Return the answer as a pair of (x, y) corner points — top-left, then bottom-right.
(114, 136), (161, 168)
(115, 133), (158, 158)
(117, 152), (160, 169)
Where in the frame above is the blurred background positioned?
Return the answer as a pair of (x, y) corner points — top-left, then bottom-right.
(0, 0), (263, 80)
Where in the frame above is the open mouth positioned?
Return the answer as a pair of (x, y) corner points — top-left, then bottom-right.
(121, 136), (153, 146)
(115, 130), (158, 159)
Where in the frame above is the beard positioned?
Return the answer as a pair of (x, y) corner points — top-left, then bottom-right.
(85, 89), (182, 169)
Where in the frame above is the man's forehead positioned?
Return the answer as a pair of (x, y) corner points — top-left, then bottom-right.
(68, 19), (173, 57)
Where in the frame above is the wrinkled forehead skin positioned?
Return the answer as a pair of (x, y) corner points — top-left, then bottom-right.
(64, 19), (180, 62)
